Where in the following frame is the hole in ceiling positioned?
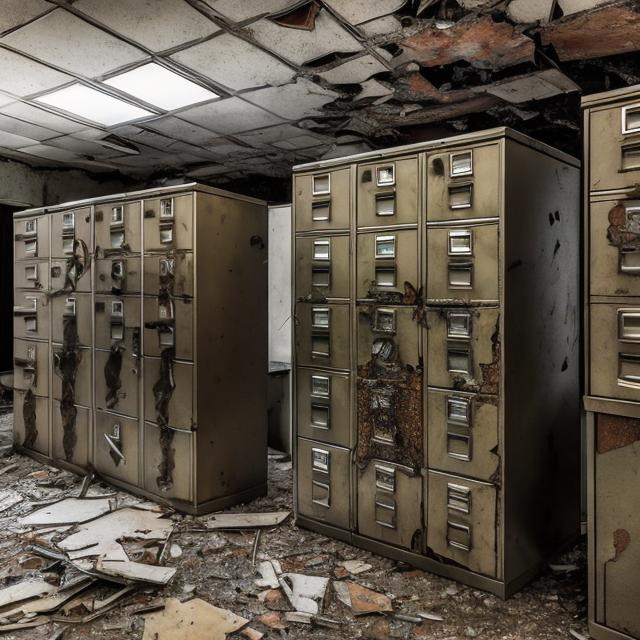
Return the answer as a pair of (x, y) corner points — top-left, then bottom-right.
(271, 1), (320, 31)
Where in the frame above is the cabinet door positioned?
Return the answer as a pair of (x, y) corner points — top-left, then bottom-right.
(52, 401), (89, 467)
(14, 389), (49, 455)
(51, 293), (92, 347)
(14, 215), (49, 260)
(52, 346), (92, 408)
(51, 208), (92, 258)
(295, 303), (350, 371)
(95, 257), (141, 295)
(95, 348), (139, 418)
(295, 235), (350, 301)
(14, 260), (49, 291)
(144, 357), (193, 431)
(95, 410), (140, 486)
(295, 169), (350, 232)
(95, 295), (141, 354)
(13, 339), (48, 397)
(14, 291), (49, 342)
(143, 296), (193, 361)
(143, 195), (193, 252)
(95, 200), (141, 254)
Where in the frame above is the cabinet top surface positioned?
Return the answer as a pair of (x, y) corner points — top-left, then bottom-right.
(581, 83), (640, 110)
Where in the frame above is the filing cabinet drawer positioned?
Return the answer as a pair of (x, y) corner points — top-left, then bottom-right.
(50, 257), (91, 294)
(95, 200), (141, 254)
(143, 296), (193, 360)
(357, 230), (419, 300)
(13, 339), (48, 396)
(95, 295), (140, 353)
(296, 235), (349, 301)
(143, 253), (194, 297)
(51, 207), (92, 258)
(14, 260), (48, 291)
(52, 401), (89, 467)
(51, 293), (91, 347)
(95, 348), (139, 418)
(427, 471), (498, 578)
(14, 291), (49, 342)
(14, 215), (49, 260)
(95, 256), (141, 295)
(52, 345), (92, 408)
(143, 195), (193, 252)
(143, 422), (193, 502)
(295, 169), (350, 232)
(426, 307), (500, 394)
(295, 303), (350, 371)
(427, 223), (499, 302)
(426, 144), (500, 222)
(144, 357), (193, 431)
(14, 389), (49, 455)
(297, 438), (351, 530)
(590, 198), (640, 297)
(357, 460), (422, 551)
(357, 157), (418, 227)
(95, 410), (139, 486)
(590, 302), (640, 401)
(296, 368), (350, 448)
(427, 389), (499, 482)
(590, 102), (640, 191)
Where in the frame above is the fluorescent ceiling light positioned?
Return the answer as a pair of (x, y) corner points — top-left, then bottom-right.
(104, 63), (218, 111)
(36, 84), (154, 126)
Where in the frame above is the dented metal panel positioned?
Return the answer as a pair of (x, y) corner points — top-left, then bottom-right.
(294, 169), (351, 232)
(143, 295), (193, 361)
(52, 345), (92, 408)
(51, 292), (91, 347)
(95, 410), (139, 486)
(95, 256), (141, 295)
(50, 256), (91, 293)
(296, 235), (350, 301)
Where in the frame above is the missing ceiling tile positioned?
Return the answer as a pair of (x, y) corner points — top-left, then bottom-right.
(271, 1), (320, 30)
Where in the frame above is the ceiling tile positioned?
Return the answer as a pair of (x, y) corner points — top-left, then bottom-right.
(242, 78), (338, 120)
(507, 0), (555, 23)
(234, 123), (322, 147)
(201, 0), (301, 23)
(0, 0), (51, 36)
(186, 163), (233, 177)
(0, 93), (15, 107)
(0, 113), (57, 141)
(357, 15), (402, 37)
(358, 78), (393, 100)
(74, 0), (220, 52)
(0, 130), (39, 149)
(142, 116), (220, 146)
(43, 135), (124, 157)
(0, 102), (87, 134)
(272, 134), (330, 150)
(323, 0), (406, 25)
(556, 0), (610, 14)
(171, 32), (295, 90)
(482, 69), (580, 103)
(178, 97), (285, 134)
(1, 8), (148, 77)
(0, 49), (74, 97)
(247, 9), (363, 65)
(18, 143), (85, 162)
(317, 54), (388, 84)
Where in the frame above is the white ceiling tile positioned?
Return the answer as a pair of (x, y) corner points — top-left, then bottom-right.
(171, 33), (295, 90)
(248, 9), (363, 65)
(242, 78), (338, 120)
(178, 97), (285, 134)
(358, 78), (393, 99)
(507, 0), (555, 22)
(0, 112), (58, 140)
(0, 0), (51, 36)
(1, 8), (148, 77)
(0, 130), (39, 148)
(0, 102), (87, 134)
(43, 135), (125, 157)
(142, 116), (220, 146)
(0, 49), (74, 97)
(0, 93), (15, 107)
(357, 15), (402, 37)
(323, 0), (406, 25)
(201, 0), (302, 23)
(74, 0), (220, 52)
(317, 54), (388, 84)
(18, 143), (85, 162)
(557, 0), (610, 14)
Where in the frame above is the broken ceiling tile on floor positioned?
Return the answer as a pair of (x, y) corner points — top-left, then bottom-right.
(317, 54), (389, 84)
(0, 578), (58, 608)
(170, 32), (295, 91)
(339, 559), (373, 575)
(94, 559), (176, 585)
(205, 511), (290, 529)
(279, 573), (329, 614)
(333, 581), (394, 615)
(247, 8), (363, 66)
(255, 560), (282, 589)
(480, 68), (580, 103)
(19, 497), (113, 526)
(0, 490), (23, 513)
(323, 0), (407, 25)
(507, 0), (556, 23)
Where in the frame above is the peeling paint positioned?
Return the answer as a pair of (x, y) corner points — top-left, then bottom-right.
(104, 345), (123, 410)
(56, 315), (81, 462)
(613, 528), (631, 560)
(597, 413), (640, 454)
(154, 347), (176, 491)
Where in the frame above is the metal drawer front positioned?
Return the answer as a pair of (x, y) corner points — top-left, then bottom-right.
(14, 260), (49, 291)
(14, 215), (49, 260)
(13, 291), (49, 342)
(357, 460), (422, 551)
(357, 157), (419, 227)
(50, 257), (91, 294)
(94, 201), (141, 254)
(51, 293), (91, 347)
(426, 471), (498, 578)
(14, 389), (49, 455)
(13, 339), (48, 396)
(52, 401), (89, 467)
(143, 421), (193, 502)
(143, 253), (194, 298)
(295, 169), (350, 232)
(144, 357), (194, 431)
(590, 198), (640, 297)
(427, 224), (499, 303)
(426, 144), (500, 222)
(143, 195), (193, 252)
(296, 368), (350, 448)
(143, 296), (193, 361)
(357, 230), (419, 301)
(95, 410), (139, 486)
(51, 208), (92, 258)
(95, 295), (141, 354)
(426, 390), (499, 482)
(426, 307), (500, 395)
(295, 235), (350, 301)
(295, 303), (350, 371)
(297, 438), (351, 529)
(95, 348), (139, 418)
(594, 413), (640, 637)
(95, 257), (141, 295)
(52, 346), (92, 408)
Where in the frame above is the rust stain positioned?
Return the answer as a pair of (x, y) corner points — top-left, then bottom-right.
(613, 528), (631, 560)
(394, 72), (475, 104)
(596, 413), (640, 454)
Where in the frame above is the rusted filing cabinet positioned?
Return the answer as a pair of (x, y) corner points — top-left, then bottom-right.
(292, 127), (581, 597)
(13, 184), (268, 514)
(583, 86), (640, 640)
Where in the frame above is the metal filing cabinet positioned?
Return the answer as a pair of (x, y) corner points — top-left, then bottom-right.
(584, 85), (640, 640)
(13, 184), (268, 514)
(292, 128), (581, 597)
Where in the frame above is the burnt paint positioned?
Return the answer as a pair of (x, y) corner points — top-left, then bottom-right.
(22, 388), (37, 449)
(597, 413), (640, 454)
(154, 346), (176, 491)
(57, 315), (80, 461)
(104, 345), (123, 410)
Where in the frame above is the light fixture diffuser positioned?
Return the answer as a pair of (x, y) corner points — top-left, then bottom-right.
(104, 63), (218, 111)
(36, 84), (154, 126)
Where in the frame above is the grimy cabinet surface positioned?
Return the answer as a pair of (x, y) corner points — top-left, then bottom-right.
(13, 184), (268, 514)
(583, 85), (640, 640)
(292, 127), (581, 597)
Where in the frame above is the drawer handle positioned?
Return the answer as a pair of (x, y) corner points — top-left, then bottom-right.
(311, 199), (330, 222)
(447, 520), (472, 551)
(375, 495), (397, 529)
(448, 183), (473, 209)
(375, 192), (395, 217)
(618, 310), (640, 342)
(621, 142), (640, 172)
(448, 260), (473, 289)
(310, 403), (330, 430)
(447, 343), (471, 374)
(620, 248), (640, 273)
(618, 352), (640, 385)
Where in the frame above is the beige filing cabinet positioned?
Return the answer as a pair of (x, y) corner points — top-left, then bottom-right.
(584, 86), (640, 640)
(292, 127), (581, 597)
(13, 184), (268, 514)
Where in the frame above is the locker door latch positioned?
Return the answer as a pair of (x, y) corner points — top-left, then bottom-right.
(104, 423), (125, 466)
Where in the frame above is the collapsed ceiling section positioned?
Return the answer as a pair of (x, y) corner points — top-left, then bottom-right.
(0, 0), (638, 186)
